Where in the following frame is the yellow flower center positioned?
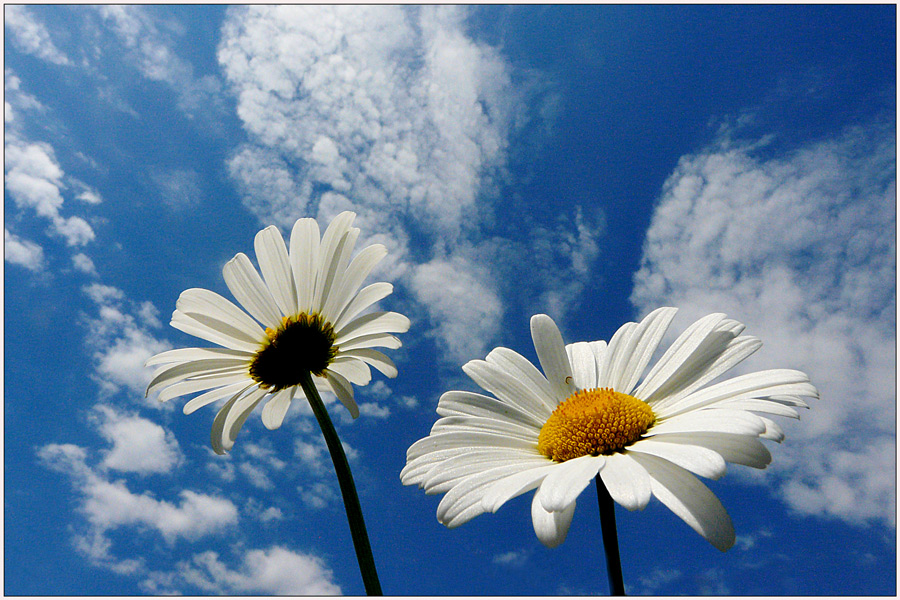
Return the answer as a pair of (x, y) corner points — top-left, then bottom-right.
(537, 388), (655, 462)
(248, 312), (338, 391)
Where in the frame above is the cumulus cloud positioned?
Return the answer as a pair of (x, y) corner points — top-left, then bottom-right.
(410, 253), (504, 362)
(5, 229), (45, 271)
(72, 253), (98, 275)
(176, 546), (341, 595)
(5, 5), (71, 65)
(91, 405), (182, 475)
(38, 442), (238, 548)
(82, 283), (172, 402)
(631, 118), (895, 527)
(217, 5), (588, 362)
(5, 135), (97, 246)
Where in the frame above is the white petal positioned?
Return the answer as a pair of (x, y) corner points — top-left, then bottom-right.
(339, 348), (397, 378)
(329, 356), (371, 386)
(598, 452), (652, 511)
(146, 346), (253, 367)
(758, 416), (785, 442)
(484, 347), (558, 415)
(337, 332), (401, 352)
(222, 253), (282, 328)
(184, 380), (253, 414)
(334, 311), (410, 345)
(646, 432), (772, 469)
(223, 387), (268, 452)
(634, 313), (728, 400)
(531, 492), (576, 548)
(436, 390), (547, 430)
(602, 307), (677, 394)
(290, 218), (320, 314)
(170, 310), (261, 352)
(655, 369), (816, 419)
(210, 383), (258, 455)
(713, 399), (801, 419)
(424, 454), (544, 495)
(255, 225), (298, 316)
(176, 288), (266, 341)
(537, 454), (604, 512)
(261, 387), (294, 430)
(323, 370), (359, 419)
(627, 439), (727, 480)
(437, 463), (543, 526)
(430, 415), (539, 442)
(630, 452), (735, 552)
(402, 447), (539, 486)
(158, 371), (250, 403)
(462, 360), (554, 424)
(530, 314), (577, 400)
(146, 358), (249, 396)
(314, 212), (356, 310)
(405, 431), (537, 461)
(481, 463), (557, 513)
(333, 282), (393, 332)
(323, 243), (386, 321)
(647, 409), (766, 437)
(566, 342), (598, 390)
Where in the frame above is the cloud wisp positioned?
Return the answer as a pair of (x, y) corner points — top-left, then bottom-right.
(631, 118), (896, 527)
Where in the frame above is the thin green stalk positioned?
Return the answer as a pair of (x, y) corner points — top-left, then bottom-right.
(299, 371), (382, 596)
(596, 476), (625, 596)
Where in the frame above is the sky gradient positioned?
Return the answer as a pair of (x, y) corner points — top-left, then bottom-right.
(4, 5), (896, 595)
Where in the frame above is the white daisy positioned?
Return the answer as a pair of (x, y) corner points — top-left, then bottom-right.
(401, 308), (816, 551)
(146, 211), (410, 454)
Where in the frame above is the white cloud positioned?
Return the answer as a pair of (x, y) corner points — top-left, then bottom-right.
(631, 119), (895, 527)
(92, 405), (182, 475)
(97, 6), (224, 119)
(259, 506), (284, 523)
(177, 547), (341, 595)
(38, 442), (238, 547)
(72, 253), (98, 275)
(409, 253), (504, 362)
(299, 482), (338, 510)
(492, 549), (529, 567)
(218, 6), (582, 362)
(358, 401), (391, 419)
(5, 135), (97, 246)
(632, 567), (683, 595)
(5, 228), (45, 271)
(82, 283), (172, 402)
(5, 5), (71, 65)
(151, 167), (202, 209)
(5, 69), (48, 121)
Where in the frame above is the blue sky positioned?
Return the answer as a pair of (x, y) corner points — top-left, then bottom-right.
(4, 4), (895, 595)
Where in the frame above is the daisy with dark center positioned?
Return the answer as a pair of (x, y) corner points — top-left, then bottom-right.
(146, 211), (408, 595)
(402, 307), (816, 594)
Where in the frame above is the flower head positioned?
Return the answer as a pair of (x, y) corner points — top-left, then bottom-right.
(146, 211), (410, 454)
(401, 308), (816, 551)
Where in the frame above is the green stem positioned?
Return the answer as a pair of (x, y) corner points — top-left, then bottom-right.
(299, 371), (382, 596)
(596, 476), (625, 596)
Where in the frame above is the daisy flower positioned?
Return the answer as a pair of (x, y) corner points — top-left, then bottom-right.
(145, 211), (410, 454)
(401, 307), (816, 551)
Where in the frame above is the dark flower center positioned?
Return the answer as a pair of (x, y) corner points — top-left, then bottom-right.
(248, 313), (338, 391)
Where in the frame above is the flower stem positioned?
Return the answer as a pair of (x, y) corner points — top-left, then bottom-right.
(596, 476), (625, 596)
(299, 371), (382, 596)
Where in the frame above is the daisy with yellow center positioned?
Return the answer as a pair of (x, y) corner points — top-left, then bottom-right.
(145, 211), (410, 454)
(401, 307), (817, 552)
